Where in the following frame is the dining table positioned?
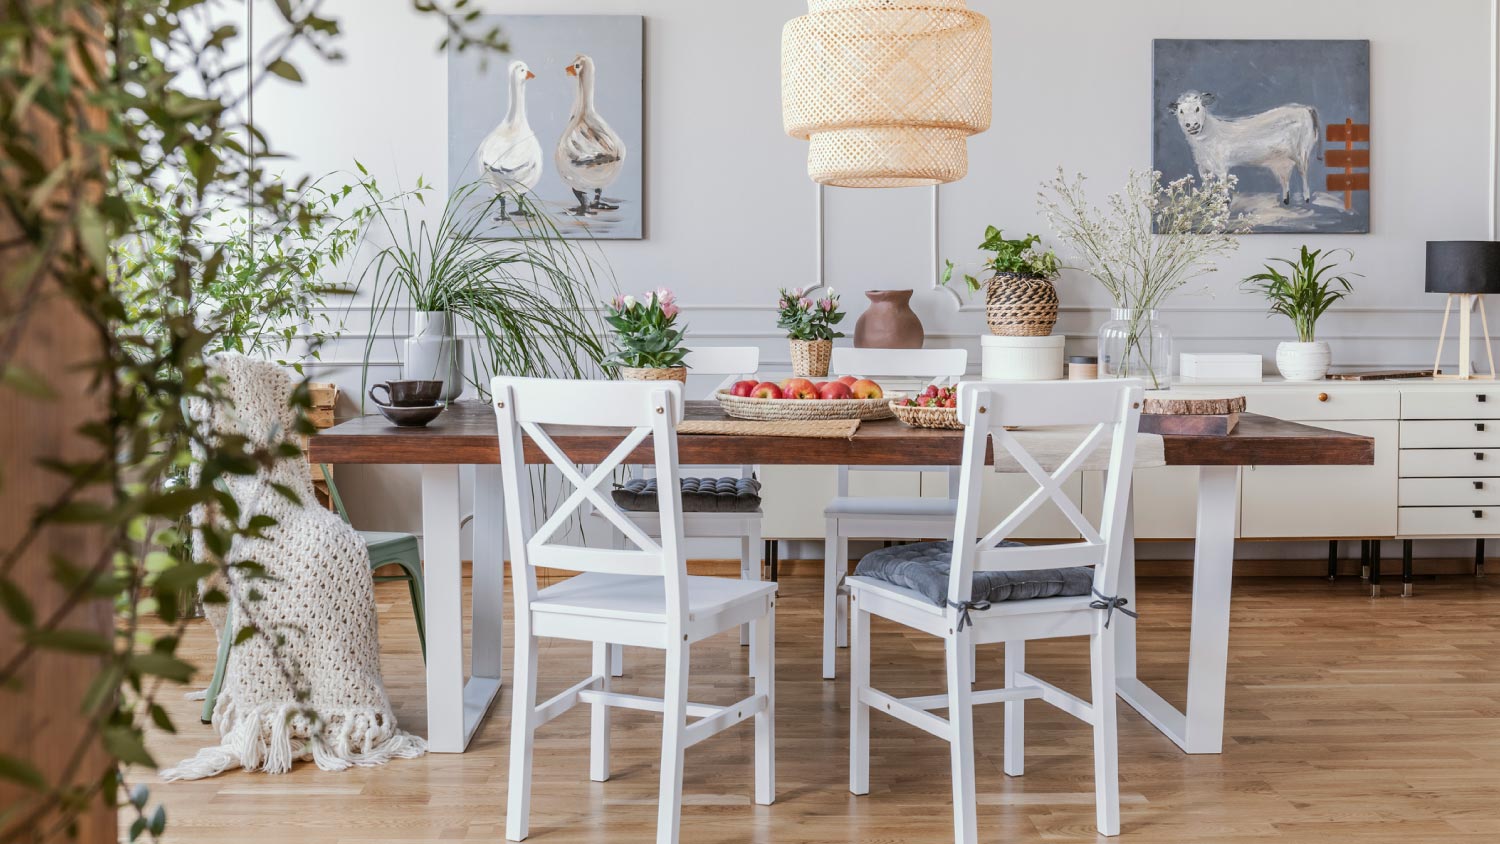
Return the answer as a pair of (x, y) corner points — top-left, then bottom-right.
(309, 399), (1374, 754)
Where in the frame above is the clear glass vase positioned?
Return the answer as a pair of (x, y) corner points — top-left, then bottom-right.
(1097, 308), (1172, 389)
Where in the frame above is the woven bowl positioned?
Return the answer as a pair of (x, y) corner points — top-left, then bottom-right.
(715, 389), (901, 422)
(890, 401), (964, 430)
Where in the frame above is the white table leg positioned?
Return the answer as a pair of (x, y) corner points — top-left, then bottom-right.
(422, 464), (502, 753)
(1116, 465), (1238, 755)
(472, 465), (506, 684)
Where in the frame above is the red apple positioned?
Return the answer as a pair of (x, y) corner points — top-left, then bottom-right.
(818, 381), (854, 400)
(849, 378), (883, 399)
(750, 381), (784, 399)
(730, 380), (758, 397)
(782, 377), (818, 399)
(812, 381), (829, 392)
(837, 375), (858, 386)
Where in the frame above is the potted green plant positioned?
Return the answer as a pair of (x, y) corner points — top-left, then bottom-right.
(605, 288), (690, 382)
(1242, 246), (1357, 381)
(942, 227), (1062, 337)
(776, 287), (845, 376)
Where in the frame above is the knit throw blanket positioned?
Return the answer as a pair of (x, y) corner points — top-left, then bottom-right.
(162, 355), (425, 780)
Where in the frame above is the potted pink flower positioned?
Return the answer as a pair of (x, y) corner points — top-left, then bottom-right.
(604, 288), (690, 382)
(775, 286), (845, 377)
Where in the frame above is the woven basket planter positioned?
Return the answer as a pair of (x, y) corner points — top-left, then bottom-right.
(985, 273), (1059, 337)
(619, 366), (687, 383)
(890, 401), (963, 430)
(789, 339), (833, 377)
(715, 389), (899, 422)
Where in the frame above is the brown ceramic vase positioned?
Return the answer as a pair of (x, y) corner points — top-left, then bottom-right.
(853, 289), (924, 349)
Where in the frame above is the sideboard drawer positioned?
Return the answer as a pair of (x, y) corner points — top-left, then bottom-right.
(1399, 506), (1500, 536)
(1400, 420), (1500, 449)
(1399, 447), (1500, 477)
(1243, 388), (1398, 421)
(1399, 477), (1500, 507)
(1401, 389), (1500, 419)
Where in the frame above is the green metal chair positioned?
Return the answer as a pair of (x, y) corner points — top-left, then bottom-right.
(200, 465), (427, 722)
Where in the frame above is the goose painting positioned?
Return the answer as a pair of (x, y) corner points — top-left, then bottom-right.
(477, 60), (542, 221)
(556, 54), (627, 218)
(447, 15), (644, 239)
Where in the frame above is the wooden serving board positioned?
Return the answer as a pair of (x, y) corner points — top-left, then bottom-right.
(1328, 369), (1435, 381)
(1140, 412), (1239, 437)
(1142, 395), (1246, 416)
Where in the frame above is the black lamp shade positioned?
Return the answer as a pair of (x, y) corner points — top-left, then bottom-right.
(1426, 241), (1500, 294)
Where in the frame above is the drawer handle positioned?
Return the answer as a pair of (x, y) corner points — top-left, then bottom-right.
(1480, 423), (1489, 433)
(1481, 394), (1489, 403)
(1478, 452), (1487, 461)
(1477, 481), (1487, 490)
(1477, 510), (1486, 519)
(1317, 392), (1329, 402)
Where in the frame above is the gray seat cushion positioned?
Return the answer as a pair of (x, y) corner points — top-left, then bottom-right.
(853, 540), (1094, 606)
(612, 476), (762, 514)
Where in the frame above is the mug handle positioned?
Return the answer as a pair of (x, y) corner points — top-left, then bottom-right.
(368, 384), (391, 406)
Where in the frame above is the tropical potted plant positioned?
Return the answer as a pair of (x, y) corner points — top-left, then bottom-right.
(776, 286), (845, 376)
(354, 177), (612, 402)
(604, 288), (691, 381)
(1242, 246), (1357, 381)
(1041, 168), (1243, 389)
(942, 227), (1062, 336)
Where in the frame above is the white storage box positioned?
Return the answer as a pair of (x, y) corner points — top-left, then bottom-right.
(981, 334), (1065, 381)
(1180, 353), (1263, 383)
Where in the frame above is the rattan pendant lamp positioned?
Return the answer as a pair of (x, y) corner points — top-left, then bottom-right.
(781, 0), (992, 187)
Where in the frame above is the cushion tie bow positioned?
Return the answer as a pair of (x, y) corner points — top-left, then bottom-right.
(945, 598), (992, 632)
(1089, 588), (1138, 628)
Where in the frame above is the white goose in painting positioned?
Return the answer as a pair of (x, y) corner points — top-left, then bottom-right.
(478, 60), (542, 220)
(555, 53), (626, 217)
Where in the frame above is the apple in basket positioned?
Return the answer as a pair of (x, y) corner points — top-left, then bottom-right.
(751, 381), (784, 399)
(818, 380), (853, 400)
(837, 375), (859, 386)
(849, 378), (883, 399)
(782, 378), (819, 400)
(730, 380), (758, 398)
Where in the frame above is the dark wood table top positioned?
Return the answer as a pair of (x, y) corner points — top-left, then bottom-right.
(308, 400), (1374, 468)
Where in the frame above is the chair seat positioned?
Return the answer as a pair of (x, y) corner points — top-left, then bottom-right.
(533, 572), (776, 629)
(824, 496), (958, 519)
(852, 540), (1094, 607)
(613, 476), (762, 513)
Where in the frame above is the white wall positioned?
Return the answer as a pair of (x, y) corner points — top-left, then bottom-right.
(249, 0), (1498, 553)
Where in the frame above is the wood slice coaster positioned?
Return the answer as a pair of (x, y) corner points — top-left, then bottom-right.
(1139, 412), (1238, 437)
(1142, 395), (1246, 416)
(677, 418), (861, 440)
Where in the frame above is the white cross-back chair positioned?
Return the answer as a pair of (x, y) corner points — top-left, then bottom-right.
(591, 346), (765, 677)
(847, 380), (1144, 841)
(494, 377), (777, 844)
(822, 346), (968, 679)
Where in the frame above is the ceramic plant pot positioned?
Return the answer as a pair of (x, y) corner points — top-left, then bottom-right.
(985, 273), (1059, 337)
(403, 311), (466, 401)
(1276, 340), (1332, 381)
(854, 289), (924, 349)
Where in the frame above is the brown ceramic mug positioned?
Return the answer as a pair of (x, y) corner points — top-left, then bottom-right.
(368, 379), (443, 407)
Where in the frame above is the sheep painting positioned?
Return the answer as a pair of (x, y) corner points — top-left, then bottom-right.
(1152, 39), (1370, 234)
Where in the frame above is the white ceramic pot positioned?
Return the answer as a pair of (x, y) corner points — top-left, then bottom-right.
(403, 311), (466, 401)
(1275, 340), (1331, 381)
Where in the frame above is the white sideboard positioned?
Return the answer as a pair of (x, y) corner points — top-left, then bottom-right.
(758, 378), (1500, 546)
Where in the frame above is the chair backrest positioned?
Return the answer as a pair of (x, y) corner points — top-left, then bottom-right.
(492, 376), (690, 627)
(683, 346), (760, 394)
(830, 347), (969, 494)
(948, 380), (1144, 607)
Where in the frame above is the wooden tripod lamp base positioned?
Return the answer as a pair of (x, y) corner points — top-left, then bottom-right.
(1432, 293), (1497, 380)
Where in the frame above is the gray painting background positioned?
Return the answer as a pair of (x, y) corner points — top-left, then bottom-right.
(448, 15), (643, 239)
(1152, 39), (1370, 234)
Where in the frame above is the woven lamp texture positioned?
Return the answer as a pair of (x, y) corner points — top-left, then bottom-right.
(781, 0), (992, 188)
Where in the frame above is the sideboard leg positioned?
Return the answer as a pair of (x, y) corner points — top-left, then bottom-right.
(1401, 540), (1414, 598)
(1360, 540), (1371, 581)
(1476, 538), (1486, 578)
(1369, 540), (1382, 597)
(1327, 540), (1338, 581)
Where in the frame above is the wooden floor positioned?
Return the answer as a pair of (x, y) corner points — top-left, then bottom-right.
(142, 570), (1500, 843)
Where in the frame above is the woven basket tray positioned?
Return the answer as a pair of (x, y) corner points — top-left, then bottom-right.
(715, 389), (900, 421)
(890, 401), (964, 430)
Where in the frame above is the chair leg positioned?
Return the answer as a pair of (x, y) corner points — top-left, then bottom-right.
(657, 641), (691, 844)
(835, 535), (849, 650)
(739, 532), (755, 648)
(849, 592), (870, 796)
(590, 641), (611, 782)
(1090, 621), (1122, 837)
(505, 622), (539, 842)
(1003, 640), (1025, 777)
(1477, 538), (1486, 578)
(201, 601), (234, 724)
(753, 604), (776, 806)
(1402, 539), (1414, 598)
(610, 644), (624, 678)
(823, 520), (840, 680)
(384, 553), (427, 661)
(1369, 539), (1382, 597)
(945, 633), (979, 844)
(1327, 539), (1338, 581)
